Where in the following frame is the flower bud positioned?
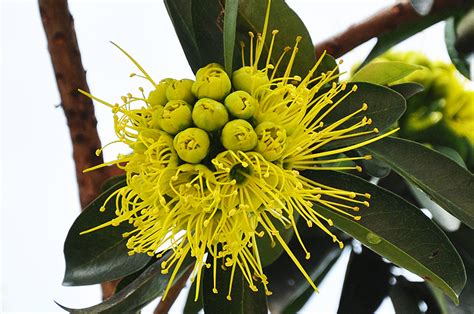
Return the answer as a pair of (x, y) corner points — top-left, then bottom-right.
(232, 66), (269, 94)
(224, 91), (257, 119)
(192, 64), (231, 100)
(160, 100), (193, 135)
(221, 119), (258, 152)
(147, 78), (174, 107)
(192, 98), (229, 132)
(166, 79), (196, 104)
(255, 122), (286, 161)
(150, 105), (164, 129)
(173, 128), (210, 163)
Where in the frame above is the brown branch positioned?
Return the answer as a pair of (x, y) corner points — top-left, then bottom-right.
(38, 0), (122, 300)
(154, 267), (193, 314)
(314, 0), (467, 59)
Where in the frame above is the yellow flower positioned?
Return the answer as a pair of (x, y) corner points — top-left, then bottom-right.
(80, 0), (397, 302)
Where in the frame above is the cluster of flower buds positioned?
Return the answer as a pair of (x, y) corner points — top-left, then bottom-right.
(145, 63), (287, 164)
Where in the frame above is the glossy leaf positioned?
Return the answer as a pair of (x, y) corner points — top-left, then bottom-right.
(360, 6), (463, 68)
(445, 16), (472, 79)
(191, 0), (334, 78)
(164, 0), (202, 73)
(266, 226), (343, 313)
(63, 179), (151, 286)
(410, 0), (434, 16)
(351, 61), (421, 85)
(305, 170), (466, 303)
(202, 258), (268, 314)
(338, 248), (391, 313)
(365, 137), (474, 229)
(322, 82), (406, 149)
(58, 252), (193, 313)
(389, 82), (424, 100)
(223, 0), (239, 75)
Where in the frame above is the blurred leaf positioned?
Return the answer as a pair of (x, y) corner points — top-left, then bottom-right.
(265, 226), (343, 313)
(365, 137), (474, 229)
(445, 16), (472, 79)
(445, 226), (474, 313)
(390, 277), (423, 314)
(223, 0), (239, 75)
(337, 248), (391, 313)
(351, 61), (421, 85)
(58, 252), (193, 313)
(434, 146), (467, 168)
(164, 0), (202, 73)
(202, 259), (268, 314)
(305, 170), (466, 303)
(410, 0), (435, 16)
(361, 6), (464, 68)
(322, 82), (406, 149)
(389, 82), (424, 100)
(63, 179), (151, 286)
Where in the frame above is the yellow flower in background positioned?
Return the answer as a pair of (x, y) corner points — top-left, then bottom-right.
(375, 51), (474, 143)
(79, 0), (397, 301)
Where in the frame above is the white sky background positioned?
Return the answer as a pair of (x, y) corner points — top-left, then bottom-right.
(1, 0), (454, 312)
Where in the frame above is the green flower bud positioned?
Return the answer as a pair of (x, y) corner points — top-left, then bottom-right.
(192, 98), (229, 132)
(224, 91), (257, 119)
(232, 66), (269, 94)
(192, 64), (231, 100)
(147, 78), (174, 107)
(255, 122), (287, 161)
(150, 105), (164, 129)
(173, 127), (210, 163)
(166, 79), (195, 104)
(160, 100), (193, 135)
(221, 119), (257, 152)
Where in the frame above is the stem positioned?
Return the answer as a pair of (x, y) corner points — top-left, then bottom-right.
(38, 0), (122, 299)
(314, 0), (466, 59)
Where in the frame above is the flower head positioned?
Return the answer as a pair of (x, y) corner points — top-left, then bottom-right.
(80, 0), (397, 302)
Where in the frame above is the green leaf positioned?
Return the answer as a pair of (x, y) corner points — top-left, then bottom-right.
(390, 277), (425, 314)
(445, 16), (472, 79)
(191, 0), (333, 77)
(184, 280), (203, 314)
(202, 258), (268, 314)
(338, 248), (391, 313)
(63, 179), (151, 286)
(410, 0), (434, 16)
(321, 82), (406, 150)
(389, 82), (424, 100)
(266, 226), (343, 313)
(360, 6), (464, 68)
(58, 252), (193, 313)
(365, 137), (474, 229)
(351, 61), (421, 85)
(164, 0), (202, 73)
(305, 170), (466, 303)
(223, 0), (239, 75)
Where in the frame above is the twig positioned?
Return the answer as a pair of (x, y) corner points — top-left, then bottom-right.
(38, 0), (121, 299)
(314, 0), (466, 59)
(154, 267), (193, 314)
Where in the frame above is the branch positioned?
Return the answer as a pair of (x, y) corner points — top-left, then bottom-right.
(38, 0), (121, 299)
(154, 267), (193, 314)
(314, 0), (466, 59)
